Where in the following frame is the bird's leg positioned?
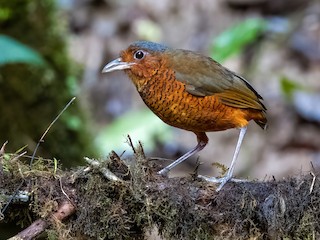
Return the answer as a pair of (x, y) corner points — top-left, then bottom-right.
(158, 132), (208, 177)
(199, 126), (247, 191)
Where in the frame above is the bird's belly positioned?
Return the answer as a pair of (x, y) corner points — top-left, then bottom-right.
(140, 83), (248, 132)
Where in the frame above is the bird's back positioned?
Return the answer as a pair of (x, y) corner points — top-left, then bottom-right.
(135, 59), (266, 132)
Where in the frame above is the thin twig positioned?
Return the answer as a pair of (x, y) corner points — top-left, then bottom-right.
(191, 156), (201, 180)
(0, 141), (8, 184)
(1, 181), (25, 214)
(11, 151), (27, 163)
(59, 176), (72, 202)
(0, 141), (8, 156)
(126, 135), (136, 154)
(148, 157), (173, 161)
(19, 154), (53, 162)
(119, 150), (126, 158)
(29, 97), (76, 168)
(84, 157), (122, 182)
(138, 141), (146, 158)
(310, 172), (316, 194)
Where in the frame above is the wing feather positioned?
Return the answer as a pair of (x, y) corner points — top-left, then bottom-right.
(166, 49), (266, 111)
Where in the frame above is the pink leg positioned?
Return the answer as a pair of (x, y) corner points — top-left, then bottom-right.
(199, 126), (248, 191)
(158, 132), (208, 176)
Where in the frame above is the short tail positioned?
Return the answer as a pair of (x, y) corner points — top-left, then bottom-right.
(254, 110), (267, 130)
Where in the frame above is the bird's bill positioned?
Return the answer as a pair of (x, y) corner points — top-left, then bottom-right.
(101, 58), (134, 73)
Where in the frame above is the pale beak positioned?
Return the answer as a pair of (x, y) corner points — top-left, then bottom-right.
(101, 58), (134, 73)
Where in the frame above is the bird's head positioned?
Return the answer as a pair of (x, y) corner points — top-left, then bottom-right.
(102, 41), (170, 80)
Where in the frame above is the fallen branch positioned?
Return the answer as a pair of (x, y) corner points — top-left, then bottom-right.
(9, 201), (75, 240)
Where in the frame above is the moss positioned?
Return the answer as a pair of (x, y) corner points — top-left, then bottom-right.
(2, 146), (320, 239)
(72, 172), (147, 239)
(1, 152), (62, 229)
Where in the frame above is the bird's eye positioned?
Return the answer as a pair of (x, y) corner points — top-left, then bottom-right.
(134, 50), (145, 60)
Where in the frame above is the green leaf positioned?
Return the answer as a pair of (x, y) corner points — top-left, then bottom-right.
(280, 76), (304, 99)
(95, 109), (173, 156)
(210, 18), (267, 63)
(0, 35), (45, 66)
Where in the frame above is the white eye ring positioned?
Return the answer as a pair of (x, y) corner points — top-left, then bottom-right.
(134, 50), (145, 60)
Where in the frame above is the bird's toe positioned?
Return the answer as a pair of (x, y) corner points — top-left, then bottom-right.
(199, 174), (251, 191)
(198, 174), (233, 192)
(157, 168), (169, 177)
(198, 175), (221, 183)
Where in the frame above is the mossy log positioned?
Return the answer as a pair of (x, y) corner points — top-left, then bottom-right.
(1, 141), (320, 240)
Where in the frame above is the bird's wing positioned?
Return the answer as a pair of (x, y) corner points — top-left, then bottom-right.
(167, 49), (266, 111)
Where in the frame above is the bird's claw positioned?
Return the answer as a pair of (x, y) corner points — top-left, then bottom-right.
(157, 168), (169, 177)
(198, 174), (231, 191)
(198, 174), (249, 192)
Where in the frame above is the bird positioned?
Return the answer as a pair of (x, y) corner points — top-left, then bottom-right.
(102, 41), (267, 191)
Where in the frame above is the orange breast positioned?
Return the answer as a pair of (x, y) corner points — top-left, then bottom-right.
(134, 68), (257, 132)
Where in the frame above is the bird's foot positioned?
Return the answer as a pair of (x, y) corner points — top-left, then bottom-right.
(157, 167), (169, 177)
(198, 174), (249, 192)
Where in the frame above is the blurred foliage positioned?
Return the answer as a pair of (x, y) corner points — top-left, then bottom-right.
(0, 35), (45, 66)
(0, 0), (96, 167)
(280, 77), (320, 123)
(280, 76), (305, 100)
(210, 18), (267, 63)
(96, 109), (172, 156)
(133, 19), (162, 42)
